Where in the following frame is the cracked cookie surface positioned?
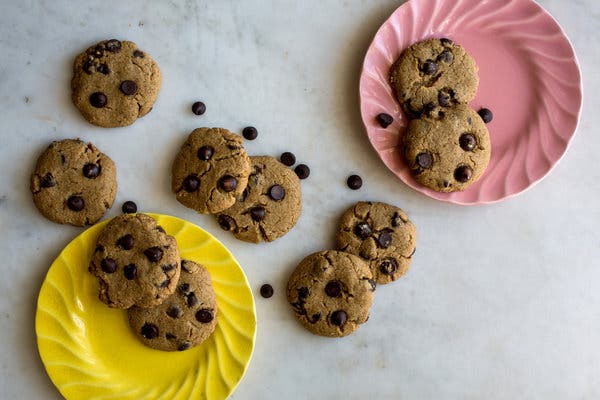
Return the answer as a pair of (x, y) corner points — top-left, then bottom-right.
(172, 127), (251, 214)
(215, 155), (302, 243)
(286, 250), (374, 337)
(336, 201), (417, 284)
(71, 39), (161, 127)
(128, 259), (217, 352)
(30, 139), (116, 226)
(89, 213), (181, 309)
(390, 38), (478, 118)
(404, 104), (491, 192)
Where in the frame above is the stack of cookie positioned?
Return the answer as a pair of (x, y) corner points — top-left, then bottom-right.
(389, 38), (493, 192)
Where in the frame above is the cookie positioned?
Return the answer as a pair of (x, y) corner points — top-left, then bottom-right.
(286, 250), (375, 337)
(128, 260), (217, 352)
(71, 39), (161, 127)
(390, 38), (479, 118)
(30, 139), (117, 226)
(89, 213), (181, 309)
(336, 202), (417, 284)
(172, 128), (251, 214)
(404, 104), (491, 192)
(215, 156), (302, 243)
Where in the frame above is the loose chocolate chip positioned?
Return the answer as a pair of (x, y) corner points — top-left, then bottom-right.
(280, 152), (296, 166)
(347, 175), (362, 190)
(294, 164), (310, 179)
(40, 173), (56, 188)
(459, 133), (477, 151)
(437, 50), (454, 63)
(298, 287), (309, 298)
(141, 323), (159, 339)
(311, 313), (322, 322)
(122, 201), (137, 214)
(120, 80), (137, 95)
(260, 284), (274, 298)
(105, 39), (122, 52)
(191, 101), (206, 115)
(197, 145), (214, 161)
(376, 113), (393, 128)
(144, 246), (163, 262)
(178, 283), (191, 295)
(268, 185), (285, 201)
(416, 152), (433, 169)
(82, 163), (101, 179)
(438, 91), (452, 107)
(440, 38), (453, 45)
(177, 342), (190, 351)
(330, 310), (347, 326)
(166, 305), (182, 319)
(89, 92), (107, 108)
(422, 61), (438, 75)
(242, 126), (258, 140)
(250, 206), (266, 222)
(133, 50), (145, 58)
(67, 195), (84, 211)
(101, 258), (117, 273)
(183, 175), (200, 192)
(217, 214), (235, 231)
(377, 230), (393, 248)
(187, 292), (198, 307)
(166, 333), (177, 340)
(454, 165), (473, 183)
(195, 308), (214, 323)
(218, 175), (237, 192)
(354, 222), (372, 240)
(123, 264), (137, 280)
(379, 259), (398, 275)
(478, 108), (493, 123)
(117, 234), (134, 250)
(325, 280), (342, 297)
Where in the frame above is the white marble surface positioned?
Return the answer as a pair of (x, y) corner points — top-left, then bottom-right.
(0, 0), (599, 398)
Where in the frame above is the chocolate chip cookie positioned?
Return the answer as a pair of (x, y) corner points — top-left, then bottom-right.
(336, 202), (416, 284)
(71, 39), (161, 127)
(89, 213), (181, 309)
(172, 128), (251, 214)
(30, 139), (117, 226)
(390, 38), (479, 118)
(215, 156), (302, 243)
(404, 104), (491, 192)
(128, 260), (217, 352)
(286, 250), (374, 337)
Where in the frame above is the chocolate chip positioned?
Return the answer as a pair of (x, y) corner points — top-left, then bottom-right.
(376, 113), (393, 128)
(101, 258), (117, 273)
(311, 313), (322, 322)
(391, 212), (404, 227)
(298, 287), (309, 298)
(325, 280), (342, 297)
(141, 323), (159, 339)
(191, 101), (206, 115)
(166, 333), (177, 340)
(83, 60), (94, 74)
(187, 292), (198, 307)
(443, 180), (450, 188)
(67, 195), (84, 211)
(242, 126), (258, 140)
(95, 245), (104, 253)
(162, 264), (175, 272)
(459, 133), (477, 151)
(250, 206), (266, 221)
(105, 39), (122, 52)
(437, 50), (454, 63)
(454, 165), (473, 183)
(280, 152), (296, 166)
(478, 108), (493, 123)
(330, 310), (347, 326)
(218, 175), (237, 192)
(40, 173), (56, 188)
(195, 308), (214, 323)
(122, 201), (137, 214)
(117, 234), (134, 250)
(347, 175), (362, 190)
(166, 305), (182, 319)
(97, 63), (110, 75)
(260, 284), (274, 298)
(133, 50), (145, 58)
(123, 264), (137, 280)
(440, 38), (453, 45)
(82, 163), (101, 179)
(156, 226), (165, 233)
(354, 222), (372, 240)
(217, 214), (235, 231)
(423, 102), (437, 116)
(377, 230), (393, 248)
(177, 342), (190, 351)
(422, 61), (438, 75)
(60, 154), (66, 164)
(268, 185), (285, 201)
(379, 259), (398, 275)
(438, 91), (452, 107)
(416, 152), (433, 168)
(368, 279), (377, 291)
(237, 186), (248, 202)
(183, 175), (200, 192)
(196, 145), (214, 161)
(294, 164), (310, 179)
(89, 92), (107, 108)
(178, 283), (191, 295)
(144, 246), (163, 262)
(159, 279), (171, 288)
(120, 80), (137, 95)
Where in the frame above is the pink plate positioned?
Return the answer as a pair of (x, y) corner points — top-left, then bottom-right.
(359, 0), (582, 204)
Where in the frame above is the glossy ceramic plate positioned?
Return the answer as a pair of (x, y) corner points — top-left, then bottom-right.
(359, 0), (582, 204)
(36, 214), (256, 400)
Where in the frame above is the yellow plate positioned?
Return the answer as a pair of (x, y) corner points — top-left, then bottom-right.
(36, 214), (256, 400)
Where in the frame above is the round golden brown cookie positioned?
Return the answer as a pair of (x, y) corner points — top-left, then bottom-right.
(172, 128), (251, 214)
(128, 260), (217, 352)
(89, 213), (181, 309)
(30, 139), (117, 226)
(335, 201), (417, 285)
(404, 104), (491, 192)
(71, 39), (161, 128)
(390, 38), (478, 118)
(286, 250), (375, 338)
(215, 156), (302, 243)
